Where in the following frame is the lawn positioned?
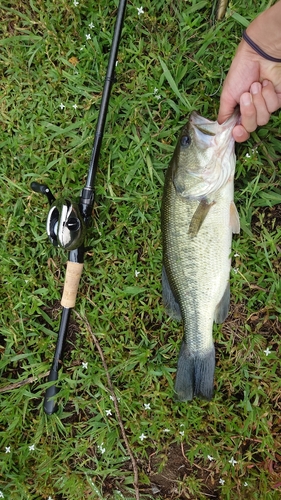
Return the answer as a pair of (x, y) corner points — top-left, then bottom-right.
(1, 0), (281, 498)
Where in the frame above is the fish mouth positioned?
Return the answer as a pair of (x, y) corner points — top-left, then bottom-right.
(190, 112), (217, 137)
(193, 124), (216, 136)
(190, 109), (240, 149)
(190, 108), (240, 133)
(190, 112), (218, 149)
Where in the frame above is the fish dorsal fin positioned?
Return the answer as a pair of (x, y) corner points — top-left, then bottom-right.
(188, 199), (216, 238)
(214, 282), (230, 324)
(230, 201), (240, 234)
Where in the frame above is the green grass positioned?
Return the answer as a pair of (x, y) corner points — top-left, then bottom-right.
(1, 0), (281, 498)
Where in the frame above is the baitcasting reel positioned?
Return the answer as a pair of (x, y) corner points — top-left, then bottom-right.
(31, 182), (86, 251)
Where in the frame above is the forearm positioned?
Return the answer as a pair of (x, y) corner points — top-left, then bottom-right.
(247, 1), (281, 58)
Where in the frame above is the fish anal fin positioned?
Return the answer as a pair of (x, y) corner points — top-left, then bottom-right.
(162, 266), (182, 321)
(214, 282), (230, 324)
(188, 199), (216, 238)
(230, 201), (240, 234)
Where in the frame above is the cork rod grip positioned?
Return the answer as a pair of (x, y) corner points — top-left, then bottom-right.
(61, 261), (84, 308)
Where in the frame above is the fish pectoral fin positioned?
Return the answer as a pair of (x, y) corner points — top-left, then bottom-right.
(188, 199), (216, 238)
(230, 201), (240, 234)
(162, 266), (182, 321)
(214, 282), (230, 324)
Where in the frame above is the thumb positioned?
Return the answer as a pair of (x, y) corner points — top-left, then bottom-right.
(217, 93), (239, 124)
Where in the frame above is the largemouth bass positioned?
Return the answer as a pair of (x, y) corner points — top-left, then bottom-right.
(161, 111), (240, 401)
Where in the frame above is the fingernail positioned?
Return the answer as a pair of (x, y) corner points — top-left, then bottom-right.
(262, 79), (269, 87)
(250, 82), (261, 95)
(235, 126), (244, 138)
(240, 93), (252, 106)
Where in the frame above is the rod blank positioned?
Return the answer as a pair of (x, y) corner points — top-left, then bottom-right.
(44, 307), (71, 415)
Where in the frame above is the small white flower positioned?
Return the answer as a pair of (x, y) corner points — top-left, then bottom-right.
(139, 433), (147, 441)
(229, 456), (237, 466)
(5, 446), (11, 453)
(80, 46), (85, 51)
(144, 403), (150, 410)
(155, 94), (161, 100)
(0, 492), (4, 499)
(245, 153), (251, 158)
(153, 88), (158, 94)
(163, 428), (170, 433)
(89, 22), (94, 29)
(263, 347), (271, 356)
(82, 361), (88, 369)
(98, 443), (106, 454)
(47, 497), (53, 500)
(219, 478), (225, 485)
(135, 270), (140, 277)
(244, 482), (248, 486)
(59, 103), (65, 109)
(179, 431), (184, 436)
(86, 33), (91, 40)
(29, 444), (35, 451)
(73, 104), (78, 110)
(73, 0), (79, 6)
(232, 267), (239, 274)
(110, 394), (120, 402)
(234, 252), (240, 257)
(105, 409), (112, 416)
(207, 455), (214, 461)
(137, 6), (144, 16)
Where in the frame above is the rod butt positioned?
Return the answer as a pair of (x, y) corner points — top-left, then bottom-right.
(44, 369), (59, 415)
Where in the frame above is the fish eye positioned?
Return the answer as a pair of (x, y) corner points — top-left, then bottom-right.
(180, 135), (191, 147)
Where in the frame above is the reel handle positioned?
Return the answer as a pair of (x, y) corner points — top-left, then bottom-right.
(31, 182), (55, 205)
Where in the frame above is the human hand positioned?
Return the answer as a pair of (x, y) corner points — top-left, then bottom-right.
(218, 3), (281, 142)
(218, 41), (281, 142)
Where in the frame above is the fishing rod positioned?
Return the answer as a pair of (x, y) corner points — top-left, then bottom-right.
(31, 0), (127, 415)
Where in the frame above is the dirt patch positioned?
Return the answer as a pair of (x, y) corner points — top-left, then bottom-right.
(144, 444), (220, 499)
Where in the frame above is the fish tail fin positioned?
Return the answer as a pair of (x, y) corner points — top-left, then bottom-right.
(174, 341), (215, 401)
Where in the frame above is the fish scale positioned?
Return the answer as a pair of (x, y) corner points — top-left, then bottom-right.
(161, 111), (240, 401)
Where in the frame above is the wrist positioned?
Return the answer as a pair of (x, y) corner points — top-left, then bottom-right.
(242, 31), (281, 63)
(247, 1), (281, 59)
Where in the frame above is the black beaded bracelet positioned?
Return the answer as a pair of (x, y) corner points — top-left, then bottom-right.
(243, 30), (281, 63)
